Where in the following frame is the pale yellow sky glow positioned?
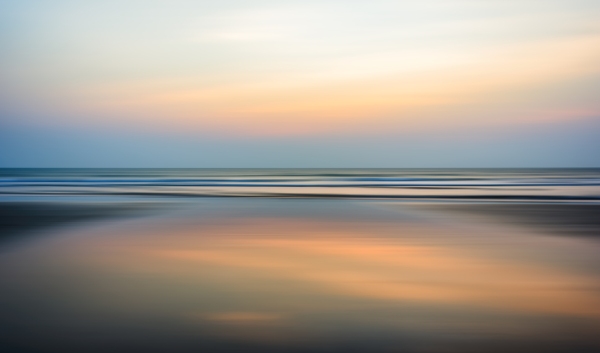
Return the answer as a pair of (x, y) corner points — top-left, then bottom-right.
(1, 0), (600, 137)
(67, 34), (599, 136)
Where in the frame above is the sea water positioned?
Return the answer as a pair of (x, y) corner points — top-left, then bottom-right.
(0, 169), (599, 352)
(1, 168), (600, 201)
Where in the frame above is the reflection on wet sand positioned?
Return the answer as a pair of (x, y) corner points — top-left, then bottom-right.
(79, 218), (600, 316)
(0, 200), (599, 352)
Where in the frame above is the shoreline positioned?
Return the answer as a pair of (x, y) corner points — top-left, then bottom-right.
(2, 199), (598, 239)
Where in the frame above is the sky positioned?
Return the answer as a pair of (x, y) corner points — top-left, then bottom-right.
(1, 0), (599, 167)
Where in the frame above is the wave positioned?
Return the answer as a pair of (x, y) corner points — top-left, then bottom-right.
(1, 169), (599, 202)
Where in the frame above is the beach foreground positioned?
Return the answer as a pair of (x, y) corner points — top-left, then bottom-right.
(0, 196), (599, 353)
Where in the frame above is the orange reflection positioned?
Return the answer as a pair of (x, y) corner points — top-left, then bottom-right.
(76, 217), (600, 318)
(203, 312), (282, 323)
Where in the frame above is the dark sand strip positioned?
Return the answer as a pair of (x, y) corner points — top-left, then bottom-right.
(0, 202), (157, 239)
(415, 203), (600, 238)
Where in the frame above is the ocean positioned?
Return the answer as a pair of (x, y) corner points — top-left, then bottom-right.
(2, 168), (600, 201)
(0, 169), (599, 352)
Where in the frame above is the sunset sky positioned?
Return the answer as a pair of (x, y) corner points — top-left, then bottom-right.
(1, 0), (599, 167)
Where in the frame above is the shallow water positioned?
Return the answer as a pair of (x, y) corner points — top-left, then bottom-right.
(2, 168), (600, 201)
(0, 196), (599, 352)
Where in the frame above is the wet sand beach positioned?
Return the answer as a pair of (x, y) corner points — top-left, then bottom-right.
(0, 202), (158, 239)
(412, 203), (600, 238)
(0, 197), (599, 353)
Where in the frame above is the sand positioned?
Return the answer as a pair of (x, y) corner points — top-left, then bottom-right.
(0, 202), (155, 239)
(415, 203), (600, 237)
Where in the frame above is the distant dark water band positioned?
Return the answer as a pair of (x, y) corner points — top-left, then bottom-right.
(1, 190), (599, 202)
(2, 181), (600, 187)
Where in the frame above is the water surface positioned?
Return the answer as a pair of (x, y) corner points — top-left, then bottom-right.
(0, 169), (599, 352)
